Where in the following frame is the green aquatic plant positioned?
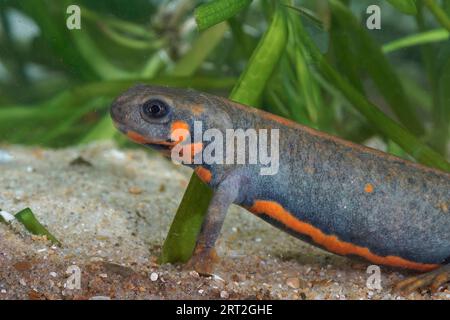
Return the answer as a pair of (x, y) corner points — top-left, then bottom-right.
(15, 208), (61, 246)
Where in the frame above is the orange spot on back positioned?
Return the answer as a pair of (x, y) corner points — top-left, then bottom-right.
(364, 183), (374, 193)
(195, 166), (212, 183)
(191, 104), (204, 115)
(249, 200), (438, 272)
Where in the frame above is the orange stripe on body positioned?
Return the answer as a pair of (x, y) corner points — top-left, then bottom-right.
(249, 200), (439, 272)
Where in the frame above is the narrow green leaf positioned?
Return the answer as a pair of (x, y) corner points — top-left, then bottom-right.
(382, 28), (449, 53)
(195, 0), (252, 31)
(230, 7), (288, 105)
(330, 0), (424, 136)
(423, 0), (450, 32)
(329, 8), (365, 94)
(386, 0), (417, 15)
(288, 14), (326, 128)
(172, 22), (228, 77)
(15, 208), (61, 246)
(158, 175), (213, 263)
(296, 13), (450, 172)
(429, 43), (450, 154)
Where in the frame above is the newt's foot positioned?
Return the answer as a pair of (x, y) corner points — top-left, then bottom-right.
(395, 265), (450, 294)
(186, 247), (219, 276)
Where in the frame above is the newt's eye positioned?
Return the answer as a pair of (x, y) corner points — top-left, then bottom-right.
(142, 99), (170, 118)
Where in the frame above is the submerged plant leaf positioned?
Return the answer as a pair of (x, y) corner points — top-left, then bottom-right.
(15, 208), (61, 246)
(330, 0), (424, 136)
(295, 10), (450, 172)
(382, 29), (449, 53)
(195, 0), (252, 31)
(386, 0), (417, 15)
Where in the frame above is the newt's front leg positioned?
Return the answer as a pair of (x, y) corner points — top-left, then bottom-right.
(187, 174), (241, 275)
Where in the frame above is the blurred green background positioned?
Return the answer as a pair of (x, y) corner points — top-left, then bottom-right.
(0, 0), (449, 168)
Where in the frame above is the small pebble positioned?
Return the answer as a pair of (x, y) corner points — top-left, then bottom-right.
(14, 261), (31, 271)
(189, 271), (199, 277)
(150, 272), (158, 281)
(220, 290), (229, 299)
(0, 210), (15, 223)
(0, 150), (13, 163)
(286, 277), (300, 289)
(128, 187), (143, 195)
(212, 274), (224, 282)
(106, 149), (126, 161)
(49, 272), (57, 278)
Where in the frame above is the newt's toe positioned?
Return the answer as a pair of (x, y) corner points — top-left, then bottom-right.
(186, 247), (219, 276)
(395, 265), (450, 294)
(431, 273), (449, 292)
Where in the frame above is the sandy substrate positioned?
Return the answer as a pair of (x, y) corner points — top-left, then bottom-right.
(0, 142), (449, 300)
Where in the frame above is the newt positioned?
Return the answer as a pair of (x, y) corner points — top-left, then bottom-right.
(110, 84), (450, 293)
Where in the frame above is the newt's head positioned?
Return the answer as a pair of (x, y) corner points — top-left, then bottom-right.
(110, 85), (231, 155)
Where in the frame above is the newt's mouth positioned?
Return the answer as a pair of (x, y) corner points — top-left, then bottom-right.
(126, 130), (178, 153)
(111, 121), (188, 159)
(112, 121), (178, 154)
(112, 121), (169, 143)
